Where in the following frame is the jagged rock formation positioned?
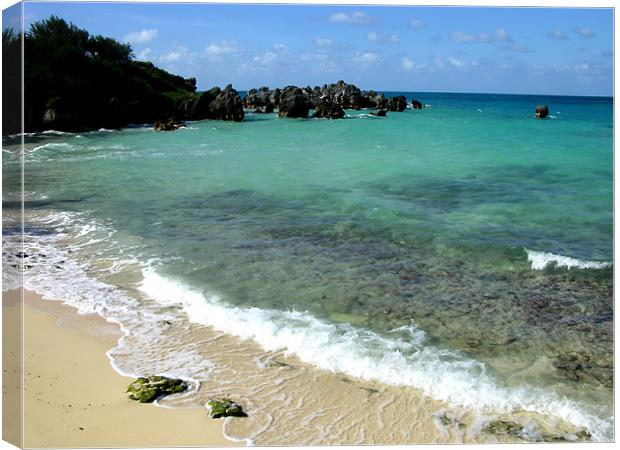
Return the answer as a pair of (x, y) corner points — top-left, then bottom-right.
(243, 81), (414, 119)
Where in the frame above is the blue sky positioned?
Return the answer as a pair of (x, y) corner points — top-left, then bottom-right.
(17, 2), (615, 96)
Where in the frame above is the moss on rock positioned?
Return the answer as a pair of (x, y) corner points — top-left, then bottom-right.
(126, 376), (188, 403)
(207, 398), (247, 418)
(483, 420), (523, 436)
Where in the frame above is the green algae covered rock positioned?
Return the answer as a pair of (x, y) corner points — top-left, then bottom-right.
(126, 376), (188, 403)
(484, 420), (523, 436)
(207, 398), (247, 418)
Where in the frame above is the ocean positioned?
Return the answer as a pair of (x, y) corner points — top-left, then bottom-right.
(2, 92), (613, 443)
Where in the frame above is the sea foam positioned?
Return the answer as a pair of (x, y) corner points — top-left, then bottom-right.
(139, 269), (612, 440)
(526, 249), (611, 270)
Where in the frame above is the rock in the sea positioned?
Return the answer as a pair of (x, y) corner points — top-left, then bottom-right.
(387, 95), (408, 112)
(154, 117), (183, 131)
(278, 86), (312, 118)
(370, 109), (387, 117)
(253, 103), (274, 114)
(320, 80), (362, 110)
(361, 90), (388, 109)
(535, 105), (549, 118)
(126, 376), (188, 403)
(183, 85), (244, 122)
(313, 95), (346, 119)
(207, 84), (245, 122)
(207, 398), (247, 418)
(575, 428), (592, 441)
(411, 99), (423, 110)
(244, 86), (275, 111)
(184, 87), (220, 119)
(483, 420), (523, 436)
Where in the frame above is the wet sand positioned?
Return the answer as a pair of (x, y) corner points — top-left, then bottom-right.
(9, 289), (238, 448)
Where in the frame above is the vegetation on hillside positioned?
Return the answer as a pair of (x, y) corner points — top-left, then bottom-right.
(3, 16), (198, 134)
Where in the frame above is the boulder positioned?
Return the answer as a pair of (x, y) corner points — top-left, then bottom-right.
(253, 104), (274, 114)
(207, 398), (247, 418)
(320, 80), (362, 109)
(126, 376), (188, 403)
(370, 109), (387, 117)
(483, 420), (523, 436)
(244, 86), (274, 110)
(154, 117), (183, 131)
(411, 99), (423, 110)
(535, 105), (549, 118)
(207, 84), (245, 122)
(361, 91), (388, 109)
(182, 85), (244, 122)
(185, 87), (220, 120)
(387, 95), (408, 112)
(313, 96), (345, 119)
(278, 86), (311, 118)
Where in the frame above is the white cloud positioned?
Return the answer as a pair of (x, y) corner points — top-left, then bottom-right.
(159, 51), (182, 63)
(448, 56), (466, 68)
(401, 57), (418, 71)
(367, 32), (399, 44)
(123, 28), (159, 44)
(273, 43), (288, 51)
(574, 63), (590, 73)
(253, 51), (277, 65)
(137, 47), (154, 60)
(451, 31), (478, 43)
(301, 52), (330, 61)
(495, 28), (512, 42)
(409, 19), (424, 29)
(329, 11), (370, 24)
(353, 51), (380, 64)
(451, 28), (512, 43)
(575, 27), (596, 38)
(548, 29), (568, 40)
(507, 43), (532, 53)
(204, 40), (240, 56)
(315, 37), (333, 47)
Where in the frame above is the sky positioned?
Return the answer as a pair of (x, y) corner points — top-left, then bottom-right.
(10, 1), (615, 95)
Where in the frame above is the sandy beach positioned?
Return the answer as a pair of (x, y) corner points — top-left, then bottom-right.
(6, 289), (237, 448)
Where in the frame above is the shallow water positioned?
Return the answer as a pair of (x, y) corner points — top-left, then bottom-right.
(2, 92), (613, 442)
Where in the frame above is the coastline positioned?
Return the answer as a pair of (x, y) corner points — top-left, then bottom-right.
(13, 289), (238, 448)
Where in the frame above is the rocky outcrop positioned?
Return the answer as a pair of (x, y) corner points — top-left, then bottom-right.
(154, 117), (183, 131)
(126, 376), (188, 403)
(387, 95), (408, 112)
(535, 105), (549, 118)
(483, 420), (523, 436)
(360, 91), (388, 109)
(183, 85), (244, 122)
(207, 84), (244, 121)
(370, 109), (388, 117)
(313, 95), (345, 119)
(241, 82), (410, 118)
(278, 86), (312, 118)
(320, 80), (362, 110)
(244, 86), (274, 110)
(411, 99), (423, 110)
(254, 104), (274, 114)
(207, 398), (247, 418)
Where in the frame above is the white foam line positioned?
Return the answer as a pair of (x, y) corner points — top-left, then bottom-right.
(140, 269), (613, 441)
(526, 249), (611, 270)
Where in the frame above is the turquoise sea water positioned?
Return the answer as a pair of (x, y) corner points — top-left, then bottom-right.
(2, 92), (613, 441)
